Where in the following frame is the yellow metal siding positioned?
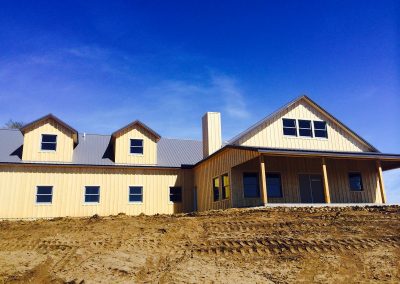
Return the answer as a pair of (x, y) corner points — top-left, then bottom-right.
(22, 119), (74, 162)
(194, 148), (259, 211)
(0, 165), (194, 218)
(202, 112), (222, 157)
(236, 100), (371, 152)
(114, 125), (157, 164)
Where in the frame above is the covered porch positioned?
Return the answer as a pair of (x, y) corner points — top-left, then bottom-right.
(229, 149), (400, 207)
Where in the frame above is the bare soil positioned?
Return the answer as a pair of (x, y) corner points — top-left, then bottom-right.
(0, 206), (399, 283)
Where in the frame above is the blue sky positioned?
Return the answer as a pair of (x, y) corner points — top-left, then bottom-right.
(0, 1), (399, 202)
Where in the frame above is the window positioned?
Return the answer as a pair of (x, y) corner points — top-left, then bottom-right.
(314, 121), (328, 138)
(267, 173), (283, 198)
(243, 173), (260, 198)
(349, 173), (363, 191)
(282, 118), (297, 136)
(212, 177), (220, 201)
(36, 186), (53, 203)
(298, 120), (312, 137)
(169, 187), (182, 202)
(129, 186), (143, 203)
(130, 139), (143, 154)
(41, 134), (57, 151)
(85, 186), (100, 203)
(221, 174), (230, 200)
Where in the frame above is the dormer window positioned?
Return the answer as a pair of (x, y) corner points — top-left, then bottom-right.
(41, 134), (57, 151)
(130, 139), (143, 154)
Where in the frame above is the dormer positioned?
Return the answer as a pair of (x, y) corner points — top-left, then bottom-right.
(112, 120), (161, 165)
(20, 114), (78, 163)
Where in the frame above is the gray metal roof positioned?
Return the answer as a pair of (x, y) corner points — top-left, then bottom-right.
(0, 129), (203, 168)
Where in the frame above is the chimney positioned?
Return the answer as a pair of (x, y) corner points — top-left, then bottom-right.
(202, 112), (222, 158)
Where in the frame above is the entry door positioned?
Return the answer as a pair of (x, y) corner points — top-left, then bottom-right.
(299, 174), (325, 203)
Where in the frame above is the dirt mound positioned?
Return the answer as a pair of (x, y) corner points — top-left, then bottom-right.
(0, 206), (399, 283)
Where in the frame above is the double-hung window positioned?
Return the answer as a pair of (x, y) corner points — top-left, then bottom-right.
(36, 186), (53, 204)
(298, 120), (312, 137)
(129, 186), (143, 203)
(169, 187), (182, 203)
(212, 177), (220, 201)
(349, 173), (363, 191)
(85, 186), (100, 203)
(41, 134), (57, 151)
(282, 119), (297, 136)
(266, 173), (283, 198)
(130, 139), (143, 154)
(313, 121), (328, 138)
(221, 174), (230, 200)
(243, 173), (260, 198)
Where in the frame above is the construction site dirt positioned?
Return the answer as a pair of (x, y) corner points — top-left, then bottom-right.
(0, 206), (399, 283)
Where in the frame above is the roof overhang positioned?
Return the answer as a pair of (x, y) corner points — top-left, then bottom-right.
(195, 144), (400, 170)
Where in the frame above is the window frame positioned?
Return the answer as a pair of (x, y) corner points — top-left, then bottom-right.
(212, 176), (220, 202)
(298, 119), (313, 138)
(348, 172), (364, 192)
(36, 186), (53, 204)
(128, 186), (143, 203)
(266, 173), (283, 198)
(84, 186), (100, 204)
(313, 120), (328, 139)
(169, 186), (182, 203)
(282, 118), (297, 137)
(221, 173), (230, 200)
(243, 172), (261, 198)
(40, 134), (57, 151)
(130, 139), (144, 155)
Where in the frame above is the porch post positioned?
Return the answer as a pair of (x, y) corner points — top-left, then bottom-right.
(376, 160), (386, 203)
(259, 155), (268, 206)
(321, 158), (331, 203)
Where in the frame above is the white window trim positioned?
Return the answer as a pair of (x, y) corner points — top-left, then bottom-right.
(313, 120), (329, 139)
(282, 118), (298, 137)
(83, 186), (101, 205)
(40, 134), (57, 152)
(128, 186), (144, 204)
(35, 185), (53, 205)
(298, 119), (313, 138)
(130, 139), (144, 155)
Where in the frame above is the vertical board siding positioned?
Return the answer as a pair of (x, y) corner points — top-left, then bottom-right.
(22, 119), (74, 162)
(231, 156), (382, 206)
(194, 148), (259, 212)
(236, 100), (371, 152)
(327, 159), (382, 203)
(0, 165), (194, 219)
(114, 125), (157, 165)
(202, 112), (222, 158)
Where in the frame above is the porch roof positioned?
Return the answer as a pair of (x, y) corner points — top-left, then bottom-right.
(224, 145), (400, 171)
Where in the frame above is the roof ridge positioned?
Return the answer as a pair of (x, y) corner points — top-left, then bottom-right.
(161, 137), (201, 142)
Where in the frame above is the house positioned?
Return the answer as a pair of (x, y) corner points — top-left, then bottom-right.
(0, 96), (399, 218)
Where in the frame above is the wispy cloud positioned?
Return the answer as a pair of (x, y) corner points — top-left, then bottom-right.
(211, 75), (250, 119)
(0, 45), (252, 139)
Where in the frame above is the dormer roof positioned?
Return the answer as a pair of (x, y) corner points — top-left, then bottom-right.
(111, 120), (161, 141)
(20, 113), (79, 144)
